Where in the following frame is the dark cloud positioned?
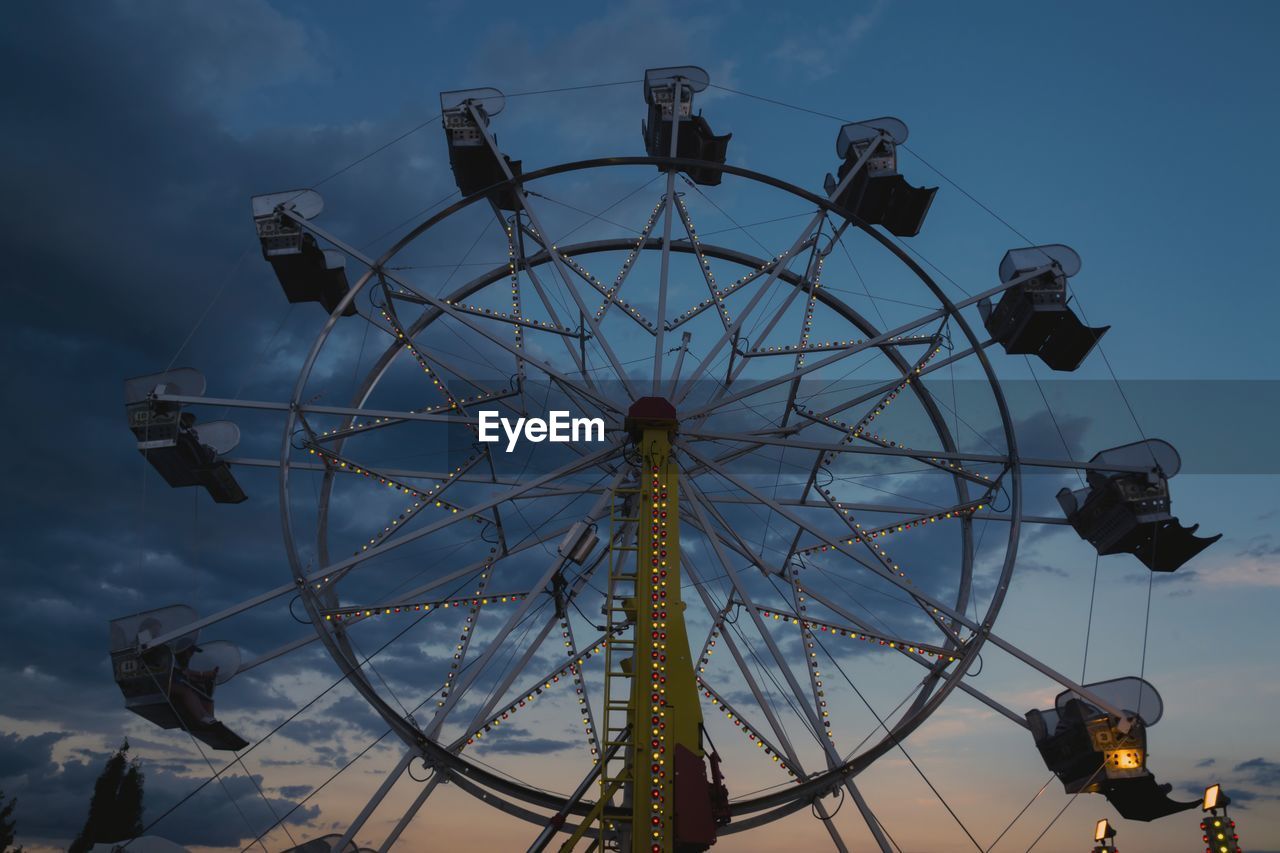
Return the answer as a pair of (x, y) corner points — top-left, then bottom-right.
(1236, 534), (1280, 559)
(0, 731), (68, 781)
(1235, 757), (1280, 789)
(0, 732), (319, 846)
(0, 3), (462, 844)
(470, 725), (570, 756)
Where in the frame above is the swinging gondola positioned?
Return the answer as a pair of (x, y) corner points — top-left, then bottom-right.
(824, 117), (936, 237)
(1026, 677), (1197, 821)
(978, 244), (1109, 371)
(641, 66), (731, 187)
(109, 605), (248, 751)
(252, 189), (356, 315)
(1058, 439), (1220, 571)
(124, 369), (246, 504)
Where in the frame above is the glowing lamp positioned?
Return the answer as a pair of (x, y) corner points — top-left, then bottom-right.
(1091, 817), (1117, 851)
(1202, 783), (1230, 812)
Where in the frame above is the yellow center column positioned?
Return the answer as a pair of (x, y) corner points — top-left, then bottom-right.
(626, 398), (709, 853)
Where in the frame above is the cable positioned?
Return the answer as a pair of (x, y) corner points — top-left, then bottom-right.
(1023, 763), (1106, 852)
(308, 114), (442, 192)
(505, 80), (640, 99)
(983, 773), (1056, 852)
(1080, 553), (1101, 682)
(162, 246), (251, 374)
(233, 752), (299, 849)
(141, 666), (267, 851)
(814, 632), (985, 852)
(239, 728), (395, 852)
(124, 599), (451, 844)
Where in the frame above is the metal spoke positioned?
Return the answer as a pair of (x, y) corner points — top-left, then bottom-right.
(681, 474), (893, 852)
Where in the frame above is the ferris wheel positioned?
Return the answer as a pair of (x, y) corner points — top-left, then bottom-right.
(110, 66), (1222, 852)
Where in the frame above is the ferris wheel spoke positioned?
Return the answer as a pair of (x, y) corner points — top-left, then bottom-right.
(294, 217), (626, 417)
(363, 520), (582, 616)
(682, 573), (854, 851)
(684, 566), (797, 757)
(684, 479), (894, 851)
(234, 454), (528, 486)
(682, 442), (967, 621)
(233, 631), (323, 675)
(509, 215), (601, 385)
(378, 772), (443, 852)
(721, 219), (847, 401)
(686, 319), (948, 427)
(783, 559), (847, 752)
(754, 602), (962, 664)
(517, 222), (660, 337)
(449, 525), (616, 741)
(683, 443), (1144, 725)
(670, 222), (821, 407)
(682, 478), (848, 753)
(740, 334), (937, 359)
(695, 677), (804, 779)
(683, 560), (849, 821)
(150, 390), (480, 427)
(687, 430), (990, 469)
(847, 431), (998, 489)
(378, 286), (493, 416)
(421, 469), (628, 735)
(302, 445), (496, 537)
(462, 104), (639, 398)
(414, 298), (582, 338)
(302, 443), (624, 589)
(449, 628), (613, 753)
(662, 236), (818, 333)
(789, 583), (1026, 731)
(688, 430), (1143, 476)
(593, 195), (668, 323)
(560, 617), (605, 762)
(790, 496), (992, 560)
(423, 596), (559, 739)
(772, 223), (846, 424)
(309, 387), (521, 445)
(332, 750), (421, 851)
(672, 193), (732, 336)
(669, 144), (873, 410)
(795, 338), (998, 432)
(683, 263), (1057, 425)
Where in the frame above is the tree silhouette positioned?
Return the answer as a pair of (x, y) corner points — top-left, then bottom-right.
(1, 788), (23, 853)
(69, 741), (144, 853)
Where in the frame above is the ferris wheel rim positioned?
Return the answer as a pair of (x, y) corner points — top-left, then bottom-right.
(272, 153), (1025, 827)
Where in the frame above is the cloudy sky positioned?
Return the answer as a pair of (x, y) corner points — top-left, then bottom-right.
(2, 1), (1278, 851)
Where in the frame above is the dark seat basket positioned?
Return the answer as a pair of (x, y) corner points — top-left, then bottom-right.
(979, 278), (1108, 371)
(135, 428), (246, 504)
(1061, 477), (1216, 571)
(1101, 775), (1199, 822)
(127, 401), (184, 446)
(447, 145), (523, 210)
(113, 646), (174, 701)
(834, 149), (936, 237)
(112, 647), (247, 751)
(645, 111), (732, 186)
(1028, 701), (1113, 793)
(265, 233), (357, 316)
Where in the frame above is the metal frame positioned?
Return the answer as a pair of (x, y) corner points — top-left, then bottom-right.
(129, 135), (1174, 848)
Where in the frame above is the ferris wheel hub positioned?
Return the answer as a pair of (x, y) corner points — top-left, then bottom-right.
(625, 396), (679, 441)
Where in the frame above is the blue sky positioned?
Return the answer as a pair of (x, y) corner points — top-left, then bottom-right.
(1, 1), (1277, 851)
